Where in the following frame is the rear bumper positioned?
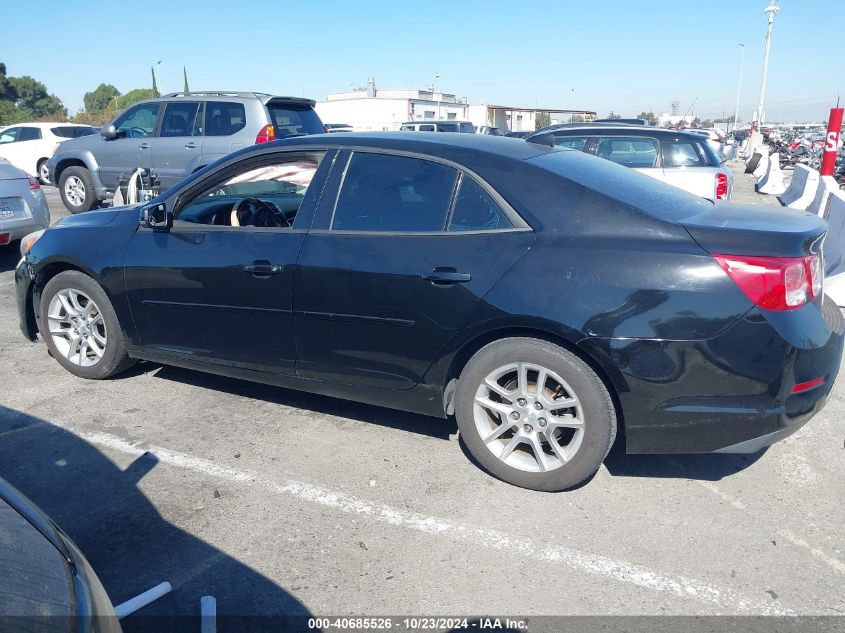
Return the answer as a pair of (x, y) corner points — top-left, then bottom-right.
(580, 296), (844, 454)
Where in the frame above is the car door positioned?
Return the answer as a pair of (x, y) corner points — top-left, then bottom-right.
(97, 102), (159, 189)
(0, 126), (41, 175)
(152, 101), (202, 190)
(292, 150), (534, 389)
(123, 149), (334, 374)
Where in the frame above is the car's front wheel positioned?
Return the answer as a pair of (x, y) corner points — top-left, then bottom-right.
(58, 166), (97, 213)
(455, 338), (617, 491)
(39, 271), (136, 379)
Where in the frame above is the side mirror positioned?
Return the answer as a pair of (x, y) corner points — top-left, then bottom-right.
(100, 125), (117, 140)
(140, 203), (171, 231)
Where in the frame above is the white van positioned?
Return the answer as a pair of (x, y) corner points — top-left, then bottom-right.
(399, 120), (475, 133)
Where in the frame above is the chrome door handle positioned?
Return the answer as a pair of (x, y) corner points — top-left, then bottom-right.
(243, 261), (282, 277)
(185, 142), (198, 149)
(424, 268), (472, 285)
(139, 143), (150, 150)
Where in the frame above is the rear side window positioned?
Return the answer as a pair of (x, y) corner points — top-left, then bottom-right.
(663, 140), (713, 167)
(553, 135), (589, 151)
(160, 102), (200, 137)
(437, 123), (458, 132)
(266, 104), (324, 137)
(332, 152), (458, 232)
(448, 177), (513, 232)
(205, 101), (246, 136)
(419, 124), (434, 132)
(18, 127), (42, 141)
(51, 126), (96, 138)
(595, 137), (658, 168)
(460, 123), (474, 133)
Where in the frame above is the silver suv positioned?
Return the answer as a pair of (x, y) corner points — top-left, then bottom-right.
(48, 91), (325, 213)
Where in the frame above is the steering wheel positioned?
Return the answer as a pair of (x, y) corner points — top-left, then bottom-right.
(231, 197), (290, 228)
(126, 127), (148, 139)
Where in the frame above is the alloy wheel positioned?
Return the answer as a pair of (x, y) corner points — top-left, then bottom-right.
(47, 288), (107, 366)
(473, 362), (584, 473)
(39, 162), (50, 184)
(64, 175), (85, 207)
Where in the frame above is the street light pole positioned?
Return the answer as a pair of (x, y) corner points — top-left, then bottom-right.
(732, 43), (745, 132)
(755, 1), (778, 129)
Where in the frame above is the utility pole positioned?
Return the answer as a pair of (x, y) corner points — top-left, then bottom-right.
(755, 1), (779, 129)
(733, 43), (745, 132)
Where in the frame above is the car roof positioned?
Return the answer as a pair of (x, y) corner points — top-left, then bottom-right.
(3, 122), (91, 128)
(400, 120), (473, 125)
(526, 124), (713, 143)
(262, 131), (560, 161)
(159, 92), (316, 107)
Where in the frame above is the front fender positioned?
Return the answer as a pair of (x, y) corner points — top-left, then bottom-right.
(49, 150), (105, 195)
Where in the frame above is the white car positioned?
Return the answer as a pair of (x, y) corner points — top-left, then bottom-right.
(0, 158), (50, 247)
(684, 128), (725, 158)
(0, 122), (96, 184)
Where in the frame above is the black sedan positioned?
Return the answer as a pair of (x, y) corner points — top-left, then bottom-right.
(15, 133), (844, 491)
(0, 476), (121, 632)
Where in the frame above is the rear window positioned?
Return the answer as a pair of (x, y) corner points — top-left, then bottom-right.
(595, 137), (659, 168)
(267, 104), (324, 137)
(51, 126), (96, 138)
(662, 139), (718, 167)
(554, 135), (589, 151)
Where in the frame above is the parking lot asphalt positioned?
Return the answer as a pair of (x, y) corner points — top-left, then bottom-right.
(0, 178), (843, 629)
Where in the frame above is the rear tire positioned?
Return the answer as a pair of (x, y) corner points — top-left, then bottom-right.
(455, 337), (616, 491)
(39, 271), (137, 379)
(58, 166), (97, 213)
(37, 159), (51, 185)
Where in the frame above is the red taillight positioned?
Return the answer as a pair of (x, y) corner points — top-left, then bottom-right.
(28, 176), (40, 190)
(792, 376), (825, 393)
(713, 254), (822, 311)
(255, 124), (275, 144)
(715, 173), (728, 200)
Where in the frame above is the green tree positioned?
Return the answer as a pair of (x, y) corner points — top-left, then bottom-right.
(9, 76), (66, 118)
(151, 66), (159, 97)
(691, 116), (701, 127)
(183, 66), (190, 95)
(606, 111), (622, 119)
(535, 111), (550, 130)
(83, 83), (120, 113)
(115, 88), (157, 111)
(637, 111), (657, 125)
(0, 63), (17, 102)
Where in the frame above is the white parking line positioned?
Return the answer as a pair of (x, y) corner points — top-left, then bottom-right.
(779, 529), (845, 575)
(67, 427), (795, 615)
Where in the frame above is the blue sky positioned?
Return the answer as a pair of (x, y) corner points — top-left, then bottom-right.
(4, 0), (840, 122)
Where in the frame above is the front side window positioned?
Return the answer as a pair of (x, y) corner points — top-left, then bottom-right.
(0, 127), (20, 144)
(595, 137), (659, 168)
(448, 177), (513, 232)
(205, 101), (246, 137)
(331, 152), (458, 232)
(160, 102), (200, 137)
(177, 156), (322, 228)
(114, 103), (160, 138)
(553, 135), (589, 151)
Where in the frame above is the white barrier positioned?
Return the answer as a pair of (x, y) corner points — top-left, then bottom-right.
(822, 188), (845, 307)
(756, 153), (786, 195)
(752, 152), (769, 179)
(778, 164), (820, 210)
(806, 175), (839, 217)
(724, 144), (738, 161)
(738, 138), (750, 158)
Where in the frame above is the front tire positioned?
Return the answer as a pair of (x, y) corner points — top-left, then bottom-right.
(455, 338), (616, 491)
(58, 166), (97, 213)
(39, 271), (136, 379)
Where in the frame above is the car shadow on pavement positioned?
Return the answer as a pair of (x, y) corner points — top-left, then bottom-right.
(0, 405), (319, 633)
(602, 441), (767, 482)
(146, 363), (458, 441)
(0, 242), (21, 273)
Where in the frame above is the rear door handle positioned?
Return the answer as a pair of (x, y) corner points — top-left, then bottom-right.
(243, 261), (282, 277)
(139, 143), (150, 150)
(185, 142), (198, 149)
(424, 268), (472, 285)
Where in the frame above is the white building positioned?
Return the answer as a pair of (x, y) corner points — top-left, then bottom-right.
(315, 78), (594, 133)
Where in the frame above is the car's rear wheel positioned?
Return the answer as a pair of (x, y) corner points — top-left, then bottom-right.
(455, 338), (616, 491)
(58, 166), (97, 213)
(39, 271), (136, 379)
(37, 159), (50, 185)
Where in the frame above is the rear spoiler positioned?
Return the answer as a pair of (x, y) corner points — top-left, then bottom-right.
(264, 96), (317, 108)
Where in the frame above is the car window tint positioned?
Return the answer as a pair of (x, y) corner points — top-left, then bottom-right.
(18, 127), (41, 142)
(419, 124), (434, 132)
(448, 177), (513, 232)
(177, 157), (322, 228)
(192, 104), (204, 136)
(663, 140), (709, 167)
(399, 125), (414, 131)
(0, 127), (19, 143)
(160, 102), (200, 137)
(267, 104), (324, 137)
(595, 137), (658, 168)
(115, 103), (160, 138)
(205, 101), (246, 137)
(460, 123), (474, 133)
(332, 152), (458, 232)
(51, 126), (96, 138)
(554, 135), (589, 151)
(437, 123), (458, 132)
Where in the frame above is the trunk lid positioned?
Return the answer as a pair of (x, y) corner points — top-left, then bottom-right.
(679, 202), (826, 258)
